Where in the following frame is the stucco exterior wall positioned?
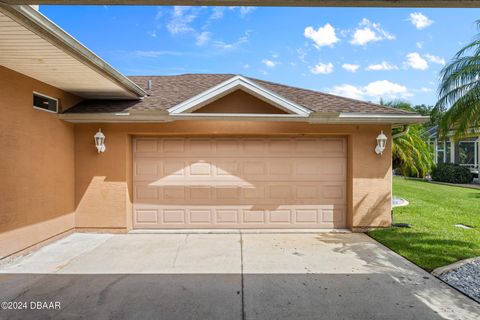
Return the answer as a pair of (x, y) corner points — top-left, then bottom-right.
(74, 121), (392, 231)
(194, 90), (288, 114)
(0, 66), (81, 258)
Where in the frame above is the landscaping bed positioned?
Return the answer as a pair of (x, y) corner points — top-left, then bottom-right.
(434, 257), (480, 303)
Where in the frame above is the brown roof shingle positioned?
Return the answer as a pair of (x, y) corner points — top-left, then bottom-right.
(64, 74), (415, 115)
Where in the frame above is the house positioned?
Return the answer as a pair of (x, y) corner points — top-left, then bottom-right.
(0, 5), (427, 259)
(428, 126), (479, 176)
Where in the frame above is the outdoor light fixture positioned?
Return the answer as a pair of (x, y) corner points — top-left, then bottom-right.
(375, 131), (388, 155)
(94, 129), (106, 153)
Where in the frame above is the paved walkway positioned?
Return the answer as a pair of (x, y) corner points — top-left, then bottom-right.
(0, 233), (478, 319)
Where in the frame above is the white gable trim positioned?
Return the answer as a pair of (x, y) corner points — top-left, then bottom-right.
(167, 75), (311, 116)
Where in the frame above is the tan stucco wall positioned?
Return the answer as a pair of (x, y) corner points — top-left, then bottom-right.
(0, 66), (81, 258)
(74, 121), (392, 230)
(194, 90), (288, 114)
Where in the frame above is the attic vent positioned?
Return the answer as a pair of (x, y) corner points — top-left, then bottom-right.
(33, 92), (58, 113)
(147, 80), (152, 90)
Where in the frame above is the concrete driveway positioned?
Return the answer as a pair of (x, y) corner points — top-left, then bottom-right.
(0, 232), (478, 320)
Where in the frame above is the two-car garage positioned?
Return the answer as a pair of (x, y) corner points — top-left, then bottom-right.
(132, 137), (347, 229)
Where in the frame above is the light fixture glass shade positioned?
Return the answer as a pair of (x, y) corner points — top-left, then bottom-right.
(375, 131), (387, 155)
(94, 129), (106, 153)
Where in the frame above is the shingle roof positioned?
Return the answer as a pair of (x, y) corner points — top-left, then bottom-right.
(64, 74), (415, 115)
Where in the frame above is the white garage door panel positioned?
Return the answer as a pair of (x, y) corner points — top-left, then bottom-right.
(133, 137), (347, 229)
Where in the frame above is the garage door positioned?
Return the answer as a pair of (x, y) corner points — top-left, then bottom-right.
(133, 137), (346, 229)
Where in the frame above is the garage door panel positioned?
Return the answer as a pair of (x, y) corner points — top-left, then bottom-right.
(136, 157), (346, 182)
(134, 160), (159, 178)
(162, 138), (185, 153)
(134, 138), (159, 153)
(134, 184), (159, 201)
(133, 205), (346, 228)
(134, 184), (345, 206)
(163, 186), (186, 200)
(135, 209), (158, 224)
(133, 137), (347, 229)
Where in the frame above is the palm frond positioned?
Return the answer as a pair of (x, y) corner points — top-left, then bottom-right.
(437, 22), (480, 137)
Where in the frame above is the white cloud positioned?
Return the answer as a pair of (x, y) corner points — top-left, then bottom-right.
(416, 41), (424, 49)
(350, 27), (380, 46)
(243, 64), (250, 69)
(418, 87), (434, 93)
(311, 62), (334, 74)
(364, 80), (411, 99)
(262, 59), (277, 68)
(227, 6), (256, 17)
(154, 7), (163, 21)
(304, 24), (339, 48)
(297, 48), (307, 63)
(425, 53), (445, 65)
(213, 31), (250, 51)
(210, 7), (225, 20)
(409, 12), (434, 30)
(342, 63), (360, 73)
(328, 80), (411, 101)
(239, 6), (256, 17)
(365, 61), (398, 71)
(405, 52), (429, 70)
(203, 6), (254, 29)
(350, 18), (395, 46)
(196, 31), (211, 46)
(329, 84), (364, 100)
(133, 50), (185, 57)
(166, 6), (200, 35)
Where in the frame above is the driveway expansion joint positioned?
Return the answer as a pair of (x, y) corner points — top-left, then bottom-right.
(240, 232), (245, 320)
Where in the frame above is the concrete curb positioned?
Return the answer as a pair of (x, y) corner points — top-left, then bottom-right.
(431, 257), (480, 276)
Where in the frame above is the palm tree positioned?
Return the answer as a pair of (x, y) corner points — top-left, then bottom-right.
(437, 21), (480, 138)
(386, 101), (435, 178)
(392, 125), (434, 178)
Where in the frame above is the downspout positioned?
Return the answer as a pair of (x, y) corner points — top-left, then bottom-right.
(392, 125), (410, 139)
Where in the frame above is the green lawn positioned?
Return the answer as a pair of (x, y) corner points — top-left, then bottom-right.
(368, 177), (480, 271)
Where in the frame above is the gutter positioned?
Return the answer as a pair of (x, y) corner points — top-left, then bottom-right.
(0, 4), (147, 99)
(309, 113), (429, 125)
(59, 112), (430, 124)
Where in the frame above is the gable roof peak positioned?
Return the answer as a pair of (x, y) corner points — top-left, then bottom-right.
(167, 74), (311, 116)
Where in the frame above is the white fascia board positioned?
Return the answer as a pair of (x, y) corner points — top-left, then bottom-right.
(308, 113), (429, 124)
(59, 112), (170, 123)
(167, 75), (311, 116)
(339, 113), (429, 124)
(60, 110), (428, 125)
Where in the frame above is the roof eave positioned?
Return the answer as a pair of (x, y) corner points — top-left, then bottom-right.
(59, 111), (429, 124)
(308, 113), (430, 125)
(0, 4), (147, 99)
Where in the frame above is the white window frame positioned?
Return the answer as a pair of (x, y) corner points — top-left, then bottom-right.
(457, 139), (478, 169)
(33, 91), (59, 114)
(434, 138), (447, 164)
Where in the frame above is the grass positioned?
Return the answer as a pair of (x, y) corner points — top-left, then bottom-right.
(368, 176), (480, 272)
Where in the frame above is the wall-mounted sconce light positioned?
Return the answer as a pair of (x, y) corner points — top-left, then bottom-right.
(375, 131), (387, 155)
(94, 129), (106, 153)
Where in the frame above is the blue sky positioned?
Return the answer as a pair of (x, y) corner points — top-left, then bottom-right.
(40, 5), (480, 105)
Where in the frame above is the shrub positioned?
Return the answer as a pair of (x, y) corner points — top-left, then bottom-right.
(431, 163), (473, 184)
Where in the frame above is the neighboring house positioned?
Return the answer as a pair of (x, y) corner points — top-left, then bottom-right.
(428, 126), (480, 175)
(0, 5), (426, 259)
